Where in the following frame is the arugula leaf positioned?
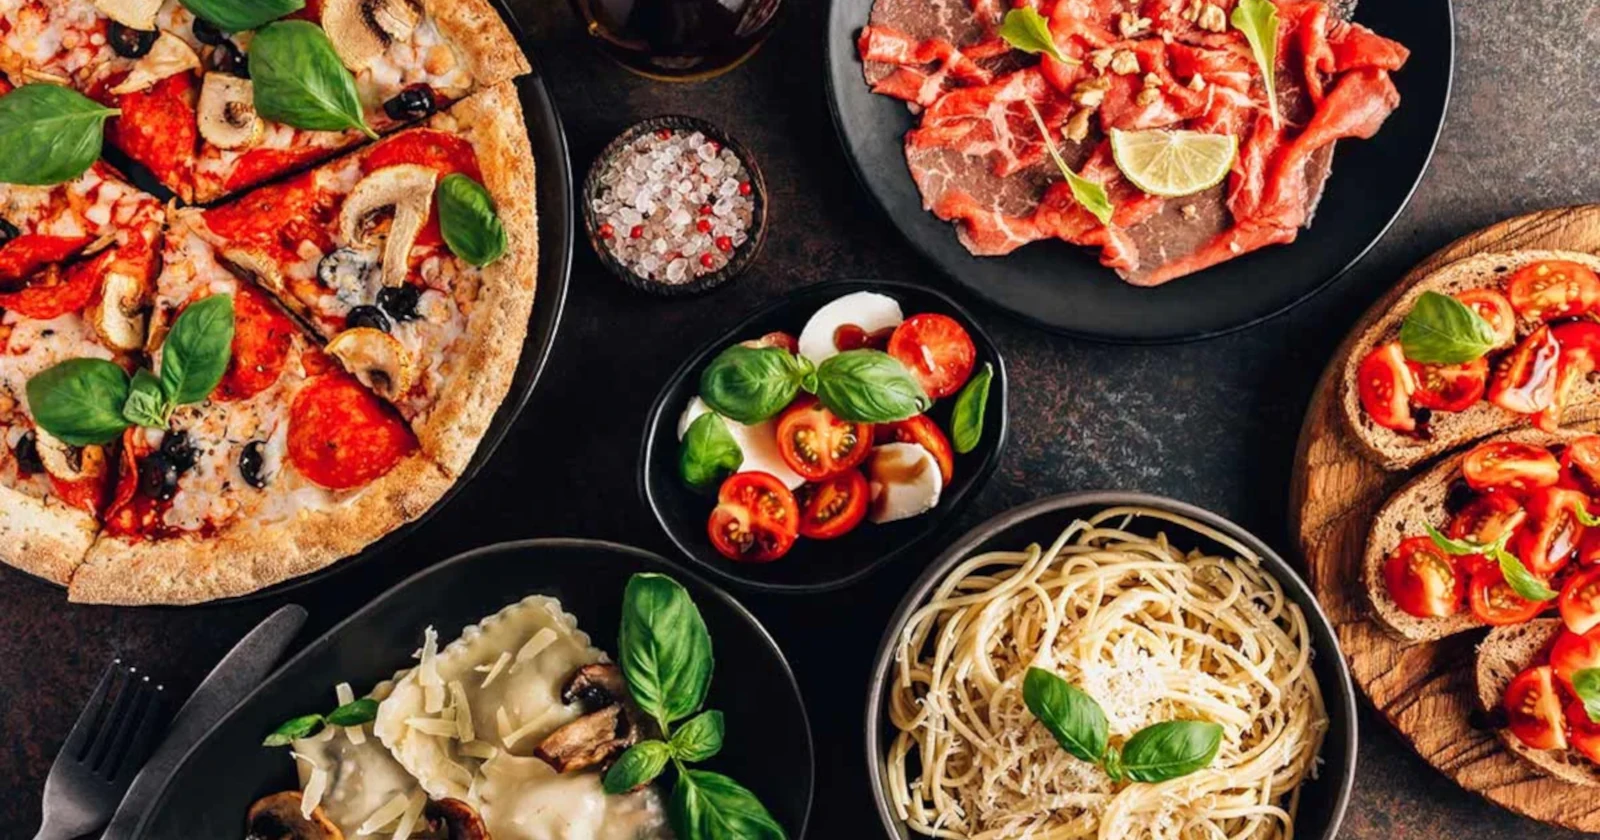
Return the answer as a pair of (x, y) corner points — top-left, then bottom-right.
(1399, 291), (1499, 364)
(1022, 666), (1108, 764)
(0, 84), (118, 186)
(160, 293), (235, 405)
(604, 741), (673, 795)
(180, 0), (303, 31)
(122, 369), (171, 429)
(669, 710), (725, 763)
(25, 358), (131, 446)
(950, 362), (993, 454)
(262, 713), (324, 747)
(1023, 100), (1114, 226)
(997, 7), (1075, 64)
(438, 174), (507, 266)
(1573, 669), (1600, 724)
(1428, 524), (1557, 602)
(325, 697), (378, 727)
(248, 21), (377, 139)
(619, 573), (714, 730)
(671, 769), (787, 840)
(1231, 0), (1281, 128)
(1113, 720), (1224, 783)
(813, 349), (930, 423)
(679, 412), (743, 492)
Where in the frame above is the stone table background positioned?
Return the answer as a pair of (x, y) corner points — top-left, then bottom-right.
(2, 0), (1597, 838)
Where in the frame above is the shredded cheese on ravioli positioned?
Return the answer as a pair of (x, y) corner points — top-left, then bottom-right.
(449, 680), (474, 742)
(357, 791), (411, 835)
(335, 681), (367, 745)
(513, 627), (559, 665)
(477, 651), (512, 688)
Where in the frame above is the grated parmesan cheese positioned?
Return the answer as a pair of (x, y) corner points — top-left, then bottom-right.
(335, 681), (366, 745)
(513, 627), (559, 665)
(405, 715), (460, 738)
(449, 680), (474, 742)
(391, 791), (428, 840)
(1076, 636), (1166, 735)
(357, 791), (411, 835)
(501, 705), (561, 751)
(477, 651), (512, 688)
(294, 752), (329, 819)
(460, 739), (499, 760)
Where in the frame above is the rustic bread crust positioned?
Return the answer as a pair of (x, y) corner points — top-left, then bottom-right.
(1340, 249), (1600, 471)
(0, 485), (97, 586)
(1475, 619), (1600, 787)
(430, 0), (532, 85)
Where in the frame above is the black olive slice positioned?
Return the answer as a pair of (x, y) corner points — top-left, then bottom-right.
(376, 284), (421, 321)
(191, 17), (227, 46)
(14, 430), (44, 475)
(240, 440), (268, 489)
(138, 454), (181, 503)
(346, 304), (392, 333)
(209, 40), (249, 78)
(109, 22), (158, 58)
(383, 85), (438, 122)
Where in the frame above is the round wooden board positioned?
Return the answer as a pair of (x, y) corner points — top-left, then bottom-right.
(1290, 205), (1600, 831)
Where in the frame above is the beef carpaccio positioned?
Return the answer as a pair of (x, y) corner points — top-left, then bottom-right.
(857, 0), (1409, 286)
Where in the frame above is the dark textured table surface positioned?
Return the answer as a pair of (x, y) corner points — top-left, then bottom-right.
(3, 1), (1598, 838)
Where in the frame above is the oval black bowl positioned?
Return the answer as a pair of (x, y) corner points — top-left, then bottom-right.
(641, 279), (1009, 594)
(131, 539), (814, 839)
(865, 492), (1358, 840)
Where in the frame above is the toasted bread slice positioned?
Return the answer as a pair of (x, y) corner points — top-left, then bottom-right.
(1340, 249), (1600, 472)
(1363, 428), (1582, 642)
(1475, 619), (1600, 787)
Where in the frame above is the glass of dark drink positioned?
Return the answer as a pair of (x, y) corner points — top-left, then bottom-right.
(570, 0), (783, 81)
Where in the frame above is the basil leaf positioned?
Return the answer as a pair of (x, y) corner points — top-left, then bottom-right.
(814, 350), (930, 423)
(25, 358), (131, 446)
(671, 769), (787, 840)
(1575, 500), (1600, 528)
(603, 740), (672, 795)
(670, 710), (725, 763)
(437, 174), (507, 266)
(679, 412), (743, 492)
(262, 713), (324, 747)
(997, 7), (1071, 63)
(249, 21), (377, 139)
(950, 362), (993, 454)
(1022, 667), (1108, 764)
(1116, 720), (1224, 782)
(699, 345), (809, 424)
(1422, 522), (1488, 557)
(1023, 99), (1113, 226)
(122, 368), (172, 429)
(1574, 669), (1600, 724)
(0, 84), (118, 186)
(1231, 0), (1280, 128)
(1399, 291), (1498, 364)
(619, 573), (714, 729)
(161, 293), (235, 405)
(325, 697), (378, 727)
(179, 0), (303, 31)
(1496, 546), (1558, 602)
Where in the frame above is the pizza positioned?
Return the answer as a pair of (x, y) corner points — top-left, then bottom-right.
(0, 2), (539, 605)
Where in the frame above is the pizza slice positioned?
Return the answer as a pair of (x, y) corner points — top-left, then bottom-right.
(179, 81), (537, 476)
(0, 0), (529, 201)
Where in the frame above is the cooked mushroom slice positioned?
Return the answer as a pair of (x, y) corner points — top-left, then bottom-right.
(109, 31), (201, 95)
(561, 663), (629, 712)
(198, 73), (263, 150)
(246, 791), (344, 840)
(326, 327), (416, 401)
(338, 164), (437, 289)
(34, 428), (106, 484)
(88, 272), (147, 351)
(533, 704), (640, 773)
(323, 0), (422, 71)
(93, 0), (162, 30)
(222, 248), (287, 295)
(413, 799), (490, 840)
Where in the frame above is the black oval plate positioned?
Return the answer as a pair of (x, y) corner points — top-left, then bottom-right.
(864, 491), (1358, 840)
(132, 540), (814, 839)
(640, 279), (1009, 594)
(824, 0), (1454, 343)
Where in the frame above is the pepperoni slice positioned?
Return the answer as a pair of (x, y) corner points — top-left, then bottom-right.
(213, 285), (297, 402)
(202, 170), (330, 256)
(0, 234), (91, 283)
(362, 130), (482, 246)
(107, 73), (198, 196)
(288, 373), (417, 490)
(0, 250), (109, 319)
(225, 145), (336, 194)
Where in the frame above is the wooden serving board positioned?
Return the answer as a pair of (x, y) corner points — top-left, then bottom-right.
(1290, 205), (1600, 831)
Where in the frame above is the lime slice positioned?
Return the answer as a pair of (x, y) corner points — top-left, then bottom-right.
(1109, 128), (1238, 198)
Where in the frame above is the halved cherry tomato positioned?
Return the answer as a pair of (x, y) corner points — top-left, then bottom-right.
(796, 470), (870, 540)
(1507, 260), (1600, 322)
(1469, 567), (1546, 625)
(874, 415), (955, 484)
(1551, 627), (1600, 694)
(1407, 357), (1488, 412)
(1384, 536), (1465, 618)
(1455, 288), (1517, 350)
(775, 397), (872, 481)
(1561, 437), (1600, 496)
(1580, 528), (1600, 567)
(1515, 487), (1589, 575)
(1448, 493), (1526, 568)
(1461, 441), (1561, 492)
(707, 472), (799, 563)
(1356, 342), (1415, 432)
(1490, 325), (1563, 415)
(1504, 666), (1569, 750)
(1533, 321), (1600, 431)
(887, 313), (976, 400)
(1567, 699), (1600, 764)
(740, 331), (799, 354)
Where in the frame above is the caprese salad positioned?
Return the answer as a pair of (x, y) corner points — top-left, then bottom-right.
(675, 292), (994, 563)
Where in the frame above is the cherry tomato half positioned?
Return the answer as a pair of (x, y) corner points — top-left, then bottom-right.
(1469, 567), (1547, 626)
(1357, 342), (1415, 432)
(1408, 357), (1489, 413)
(1384, 536), (1465, 618)
(1504, 666), (1569, 751)
(1534, 321), (1600, 431)
(1515, 487), (1589, 576)
(1565, 566), (1600, 637)
(1490, 326), (1562, 416)
(1567, 699), (1600, 764)
(1507, 260), (1600, 322)
(1455, 288), (1517, 350)
(1462, 441), (1561, 492)
(887, 313), (976, 400)
(707, 472), (799, 563)
(1561, 437), (1600, 496)
(740, 331), (799, 354)
(874, 415), (955, 484)
(796, 470), (870, 540)
(1449, 492), (1526, 547)
(1551, 627), (1600, 694)
(775, 397), (872, 481)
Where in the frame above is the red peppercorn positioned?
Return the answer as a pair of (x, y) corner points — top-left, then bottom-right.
(598, 223), (614, 239)
(700, 253), (716, 269)
(630, 225), (644, 239)
(715, 236), (733, 252)
(710, 140), (722, 153)
(738, 181), (752, 196)
(696, 218), (712, 233)
(699, 204), (713, 216)
(656, 129), (672, 140)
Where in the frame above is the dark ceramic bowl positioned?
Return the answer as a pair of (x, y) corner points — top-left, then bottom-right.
(640, 279), (1009, 594)
(865, 492), (1358, 840)
(130, 540), (814, 839)
(583, 115), (768, 297)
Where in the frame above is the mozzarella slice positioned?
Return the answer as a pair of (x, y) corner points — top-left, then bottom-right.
(797, 291), (904, 365)
(676, 397), (806, 490)
(866, 442), (943, 524)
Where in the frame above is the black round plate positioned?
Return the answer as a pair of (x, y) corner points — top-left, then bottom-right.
(864, 491), (1358, 840)
(824, 0), (1454, 343)
(132, 540), (814, 839)
(640, 279), (1009, 594)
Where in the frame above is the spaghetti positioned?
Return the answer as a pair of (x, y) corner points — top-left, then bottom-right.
(886, 506), (1327, 840)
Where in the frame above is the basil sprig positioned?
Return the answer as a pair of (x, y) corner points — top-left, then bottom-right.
(0, 84), (118, 186)
(679, 413), (743, 492)
(249, 21), (377, 139)
(1399, 291), (1499, 364)
(1231, 0), (1280, 128)
(438, 174), (508, 266)
(1573, 669), (1600, 724)
(700, 345), (814, 424)
(814, 350), (930, 423)
(1023, 100), (1113, 226)
(263, 697), (378, 747)
(180, 0), (303, 31)
(997, 7), (1074, 64)
(1023, 666), (1224, 784)
(950, 362), (993, 454)
(26, 296), (236, 445)
(600, 574), (785, 839)
(1424, 523), (1556, 602)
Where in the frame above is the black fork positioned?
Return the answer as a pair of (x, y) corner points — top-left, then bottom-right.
(34, 659), (166, 840)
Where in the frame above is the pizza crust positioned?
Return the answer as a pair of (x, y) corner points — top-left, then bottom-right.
(0, 485), (97, 586)
(429, 0), (533, 86)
